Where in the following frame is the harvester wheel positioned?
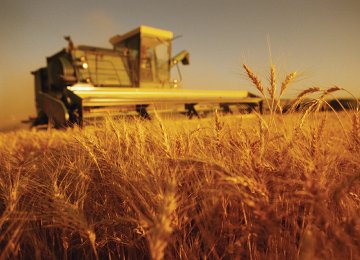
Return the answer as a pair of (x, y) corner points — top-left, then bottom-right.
(220, 103), (233, 114)
(185, 104), (199, 119)
(32, 111), (48, 127)
(136, 105), (151, 120)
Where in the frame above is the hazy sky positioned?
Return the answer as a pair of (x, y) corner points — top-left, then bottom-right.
(1, 0), (359, 130)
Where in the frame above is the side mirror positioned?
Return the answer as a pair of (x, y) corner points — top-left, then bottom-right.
(171, 50), (190, 67)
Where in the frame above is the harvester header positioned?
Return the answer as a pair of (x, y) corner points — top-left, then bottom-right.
(31, 25), (262, 127)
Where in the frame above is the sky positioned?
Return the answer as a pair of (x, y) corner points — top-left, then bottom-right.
(0, 0), (359, 130)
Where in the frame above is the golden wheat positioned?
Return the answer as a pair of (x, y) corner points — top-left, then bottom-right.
(280, 72), (297, 98)
(243, 64), (264, 94)
(0, 110), (359, 259)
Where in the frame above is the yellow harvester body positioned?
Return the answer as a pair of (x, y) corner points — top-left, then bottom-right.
(31, 25), (262, 127)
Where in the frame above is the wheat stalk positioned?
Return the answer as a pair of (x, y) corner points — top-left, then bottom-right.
(268, 64), (277, 114)
(243, 63), (274, 115)
(280, 72), (297, 98)
(351, 112), (360, 150)
(295, 87), (321, 102)
(154, 111), (171, 158)
(268, 64), (276, 100)
(243, 64), (264, 94)
(322, 86), (341, 96)
(274, 72), (297, 114)
(148, 178), (177, 260)
(214, 109), (224, 150)
(289, 87), (321, 113)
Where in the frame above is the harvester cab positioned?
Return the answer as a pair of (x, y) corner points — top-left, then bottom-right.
(109, 26), (188, 88)
(31, 25), (262, 128)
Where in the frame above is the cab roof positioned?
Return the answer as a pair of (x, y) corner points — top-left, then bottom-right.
(109, 25), (173, 46)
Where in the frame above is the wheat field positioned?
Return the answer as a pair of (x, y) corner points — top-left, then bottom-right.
(1, 110), (359, 259)
(1, 66), (360, 259)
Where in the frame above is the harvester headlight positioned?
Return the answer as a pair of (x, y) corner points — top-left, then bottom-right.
(172, 79), (178, 88)
(82, 63), (88, 69)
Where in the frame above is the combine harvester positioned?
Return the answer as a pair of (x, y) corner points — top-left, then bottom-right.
(31, 25), (262, 127)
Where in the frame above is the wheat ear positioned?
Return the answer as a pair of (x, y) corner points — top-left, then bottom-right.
(289, 87), (321, 113)
(280, 72), (297, 98)
(268, 64), (276, 100)
(243, 64), (264, 94)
